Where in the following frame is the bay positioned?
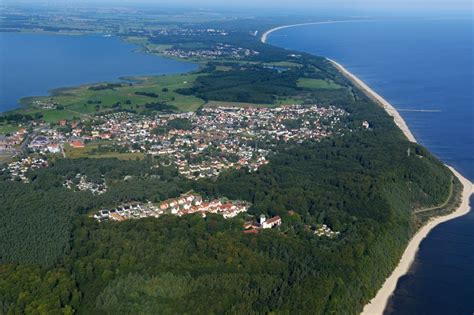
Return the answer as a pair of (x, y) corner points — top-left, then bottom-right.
(0, 32), (197, 111)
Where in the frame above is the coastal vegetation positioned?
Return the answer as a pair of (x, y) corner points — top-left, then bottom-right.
(0, 9), (458, 315)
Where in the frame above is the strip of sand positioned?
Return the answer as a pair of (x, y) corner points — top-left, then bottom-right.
(362, 167), (472, 315)
(261, 20), (377, 44)
(262, 24), (473, 314)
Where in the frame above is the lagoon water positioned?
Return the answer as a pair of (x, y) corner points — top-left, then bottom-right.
(269, 19), (474, 314)
(0, 33), (196, 111)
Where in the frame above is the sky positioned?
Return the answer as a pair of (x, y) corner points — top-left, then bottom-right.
(4, 0), (473, 16)
(149, 0), (472, 9)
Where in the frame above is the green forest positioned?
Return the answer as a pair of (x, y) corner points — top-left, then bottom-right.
(0, 20), (456, 315)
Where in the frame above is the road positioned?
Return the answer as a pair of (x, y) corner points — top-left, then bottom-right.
(413, 175), (454, 214)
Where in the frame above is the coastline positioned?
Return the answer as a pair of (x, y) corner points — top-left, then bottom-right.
(260, 19), (377, 44)
(362, 167), (472, 315)
(332, 58), (473, 315)
(328, 59), (417, 143)
(261, 25), (473, 314)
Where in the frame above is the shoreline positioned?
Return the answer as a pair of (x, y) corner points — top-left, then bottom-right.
(328, 59), (417, 143)
(260, 19), (377, 44)
(261, 24), (473, 314)
(333, 58), (473, 315)
(362, 166), (472, 315)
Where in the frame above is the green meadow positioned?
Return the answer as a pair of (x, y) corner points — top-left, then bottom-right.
(0, 124), (19, 134)
(297, 78), (343, 90)
(19, 73), (206, 123)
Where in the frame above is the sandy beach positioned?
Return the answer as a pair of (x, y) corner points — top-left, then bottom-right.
(262, 25), (473, 314)
(362, 167), (472, 314)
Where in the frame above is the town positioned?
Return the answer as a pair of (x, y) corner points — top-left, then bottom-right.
(93, 192), (250, 222)
(154, 28), (229, 37)
(162, 43), (260, 60)
(89, 104), (347, 179)
(3, 104), (349, 181)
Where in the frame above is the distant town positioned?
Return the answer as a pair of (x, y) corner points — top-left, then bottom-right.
(162, 43), (260, 60)
(1, 104), (351, 181)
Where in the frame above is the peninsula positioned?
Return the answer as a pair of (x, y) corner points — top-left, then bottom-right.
(0, 7), (466, 314)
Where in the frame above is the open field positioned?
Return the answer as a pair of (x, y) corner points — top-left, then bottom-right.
(19, 73), (206, 123)
(274, 97), (305, 105)
(42, 109), (81, 123)
(204, 95), (305, 108)
(64, 143), (144, 160)
(0, 124), (19, 134)
(297, 78), (342, 90)
(124, 36), (174, 55)
(267, 61), (303, 68)
(204, 101), (276, 108)
(215, 65), (233, 71)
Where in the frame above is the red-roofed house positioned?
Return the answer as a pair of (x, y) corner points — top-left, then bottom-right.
(69, 140), (84, 148)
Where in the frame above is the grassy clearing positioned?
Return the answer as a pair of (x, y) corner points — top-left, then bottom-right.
(297, 78), (342, 90)
(267, 61), (303, 68)
(0, 124), (19, 134)
(144, 43), (173, 54)
(205, 97), (305, 109)
(64, 143), (144, 160)
(0, 154), (13, 164)
(42, 109), (81, 123)
(215, 65), (233, 72)
(205, 101), (276, 108)
(275, 97), (305, 106)
(123, 36), (149, 45)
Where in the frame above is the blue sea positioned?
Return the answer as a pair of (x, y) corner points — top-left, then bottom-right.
(0, 33), (196, 111)
(268, 19), (473, 314)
